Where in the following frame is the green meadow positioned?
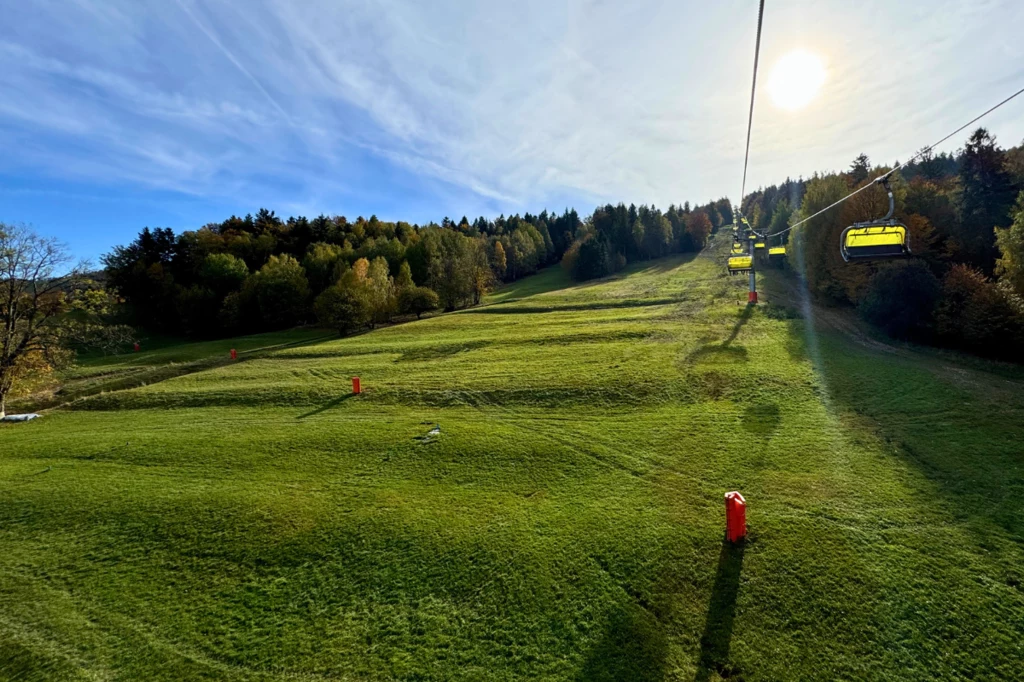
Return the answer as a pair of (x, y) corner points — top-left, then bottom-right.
(2, 240), (1023, 680)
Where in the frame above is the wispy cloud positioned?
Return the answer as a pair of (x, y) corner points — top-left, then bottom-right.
(2, 0), (1024, 227)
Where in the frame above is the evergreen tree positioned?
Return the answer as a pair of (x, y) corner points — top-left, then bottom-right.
(956, 128), (1016, 271)
(850, 154), (871, 184)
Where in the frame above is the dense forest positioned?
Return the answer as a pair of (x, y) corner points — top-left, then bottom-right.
(101, 198), (730, 339)
(741, 128), (1024, 359)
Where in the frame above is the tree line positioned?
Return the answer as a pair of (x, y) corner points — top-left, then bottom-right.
(101, 209), (587, 338)
(741, 128), (1024, 359)
(100, 195), (731, 341)
(560, 199), (731, 280)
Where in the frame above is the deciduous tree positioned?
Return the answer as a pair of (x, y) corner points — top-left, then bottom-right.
(0, 224), (84, 417)
(247, 255), (310, 329)
(995, 191), (1024, 297)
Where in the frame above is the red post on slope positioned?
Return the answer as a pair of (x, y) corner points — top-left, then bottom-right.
(133, 342), (140, 352)
(725, 491), (747, 542)
(352, 376), (361, 395)
(230, 348), (237, 360)
(748, 291), (758, 304)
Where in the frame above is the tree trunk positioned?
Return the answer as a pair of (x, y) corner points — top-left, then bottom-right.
(0, 392), (6, 419)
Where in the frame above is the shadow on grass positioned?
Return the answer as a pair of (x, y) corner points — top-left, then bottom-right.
(469, 298), (690, 315)
(573, 253), (701, 291)
(396, 340), (491, 362)
(684, 304), (754, 366)
(575, 603), (668, 682)
(724, 303), (754, 346)
(784, 313), (1024, 543)
(694, 540), (746, 682)
(687, 345), (749, 366)
(742, 403), (781, 437)
(296, 393), (357, 419)
(15, 333), (338, 414)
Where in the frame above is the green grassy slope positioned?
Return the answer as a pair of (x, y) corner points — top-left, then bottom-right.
(16, 329), (333, 413)
(1, 244), (1022, 680)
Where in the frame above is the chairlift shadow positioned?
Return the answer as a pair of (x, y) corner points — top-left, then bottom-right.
(574, 602), (668, 682)
(724, 303), (754, 346)
(741, 403), (781, 437)
(693, 539), (746, 682)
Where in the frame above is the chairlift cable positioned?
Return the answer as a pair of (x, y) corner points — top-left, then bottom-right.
(765, 83), (1024, 239)
(739, 0), (766, 206)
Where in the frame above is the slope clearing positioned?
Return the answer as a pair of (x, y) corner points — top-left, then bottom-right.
(2, 243), (1023, 681)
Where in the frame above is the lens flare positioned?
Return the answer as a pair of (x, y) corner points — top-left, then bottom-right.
(767, 49), (826, 111)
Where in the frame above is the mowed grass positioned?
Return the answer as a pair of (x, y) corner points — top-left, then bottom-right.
(2, 244), (1023, 680)
(19, 329), (334, 412)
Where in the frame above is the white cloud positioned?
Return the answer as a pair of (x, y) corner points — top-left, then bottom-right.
(2, 0), (1023, 219)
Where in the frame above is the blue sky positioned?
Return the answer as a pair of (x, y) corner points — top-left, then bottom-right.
(2, 0), (1023, 262)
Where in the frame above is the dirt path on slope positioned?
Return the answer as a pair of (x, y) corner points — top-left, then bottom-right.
(759, 271), (1024, 402)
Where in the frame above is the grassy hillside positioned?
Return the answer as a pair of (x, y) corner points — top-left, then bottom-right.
(1, 241), (1022, 680)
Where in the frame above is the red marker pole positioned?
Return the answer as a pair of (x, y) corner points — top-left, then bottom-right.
(133, 342), (140, 352)
(725, 491), (747, 542)
(748, 236), (758, 305)
(352, 377), (361, 395)
(230, 349), (237, 360)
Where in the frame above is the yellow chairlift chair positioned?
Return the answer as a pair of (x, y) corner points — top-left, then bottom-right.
(727, 255), (753, 276)
(840, 177), (911, 261)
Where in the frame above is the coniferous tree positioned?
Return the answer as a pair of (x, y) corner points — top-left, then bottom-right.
(956, 128), (1016, 271)
(850, 154), (871, 184)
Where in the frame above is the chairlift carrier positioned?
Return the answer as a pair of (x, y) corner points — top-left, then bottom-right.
(727, 255), (753, 275)
(840, 177), (911, 261)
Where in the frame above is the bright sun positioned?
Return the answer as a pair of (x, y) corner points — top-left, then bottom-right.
(767, 49), (826, 111)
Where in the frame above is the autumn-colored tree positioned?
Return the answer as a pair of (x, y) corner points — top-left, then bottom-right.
(63, 281), (136, 355)
(934, 264), (1023, 356)
(995, 191), (1024, 297)
(366, 256), (395, 326)
(492, 241), (507, 280)
(426, 229), (475, 311)
(790, 174), (850, 302)
(470, 241), (494, 305)
(684, 211), (712, 250)
(0, 224), (84, 417)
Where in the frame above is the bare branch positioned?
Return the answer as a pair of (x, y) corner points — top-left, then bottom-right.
(0, 223), (79, 416)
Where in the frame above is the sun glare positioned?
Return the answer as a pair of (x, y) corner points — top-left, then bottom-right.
(767, 49), (826, 111)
